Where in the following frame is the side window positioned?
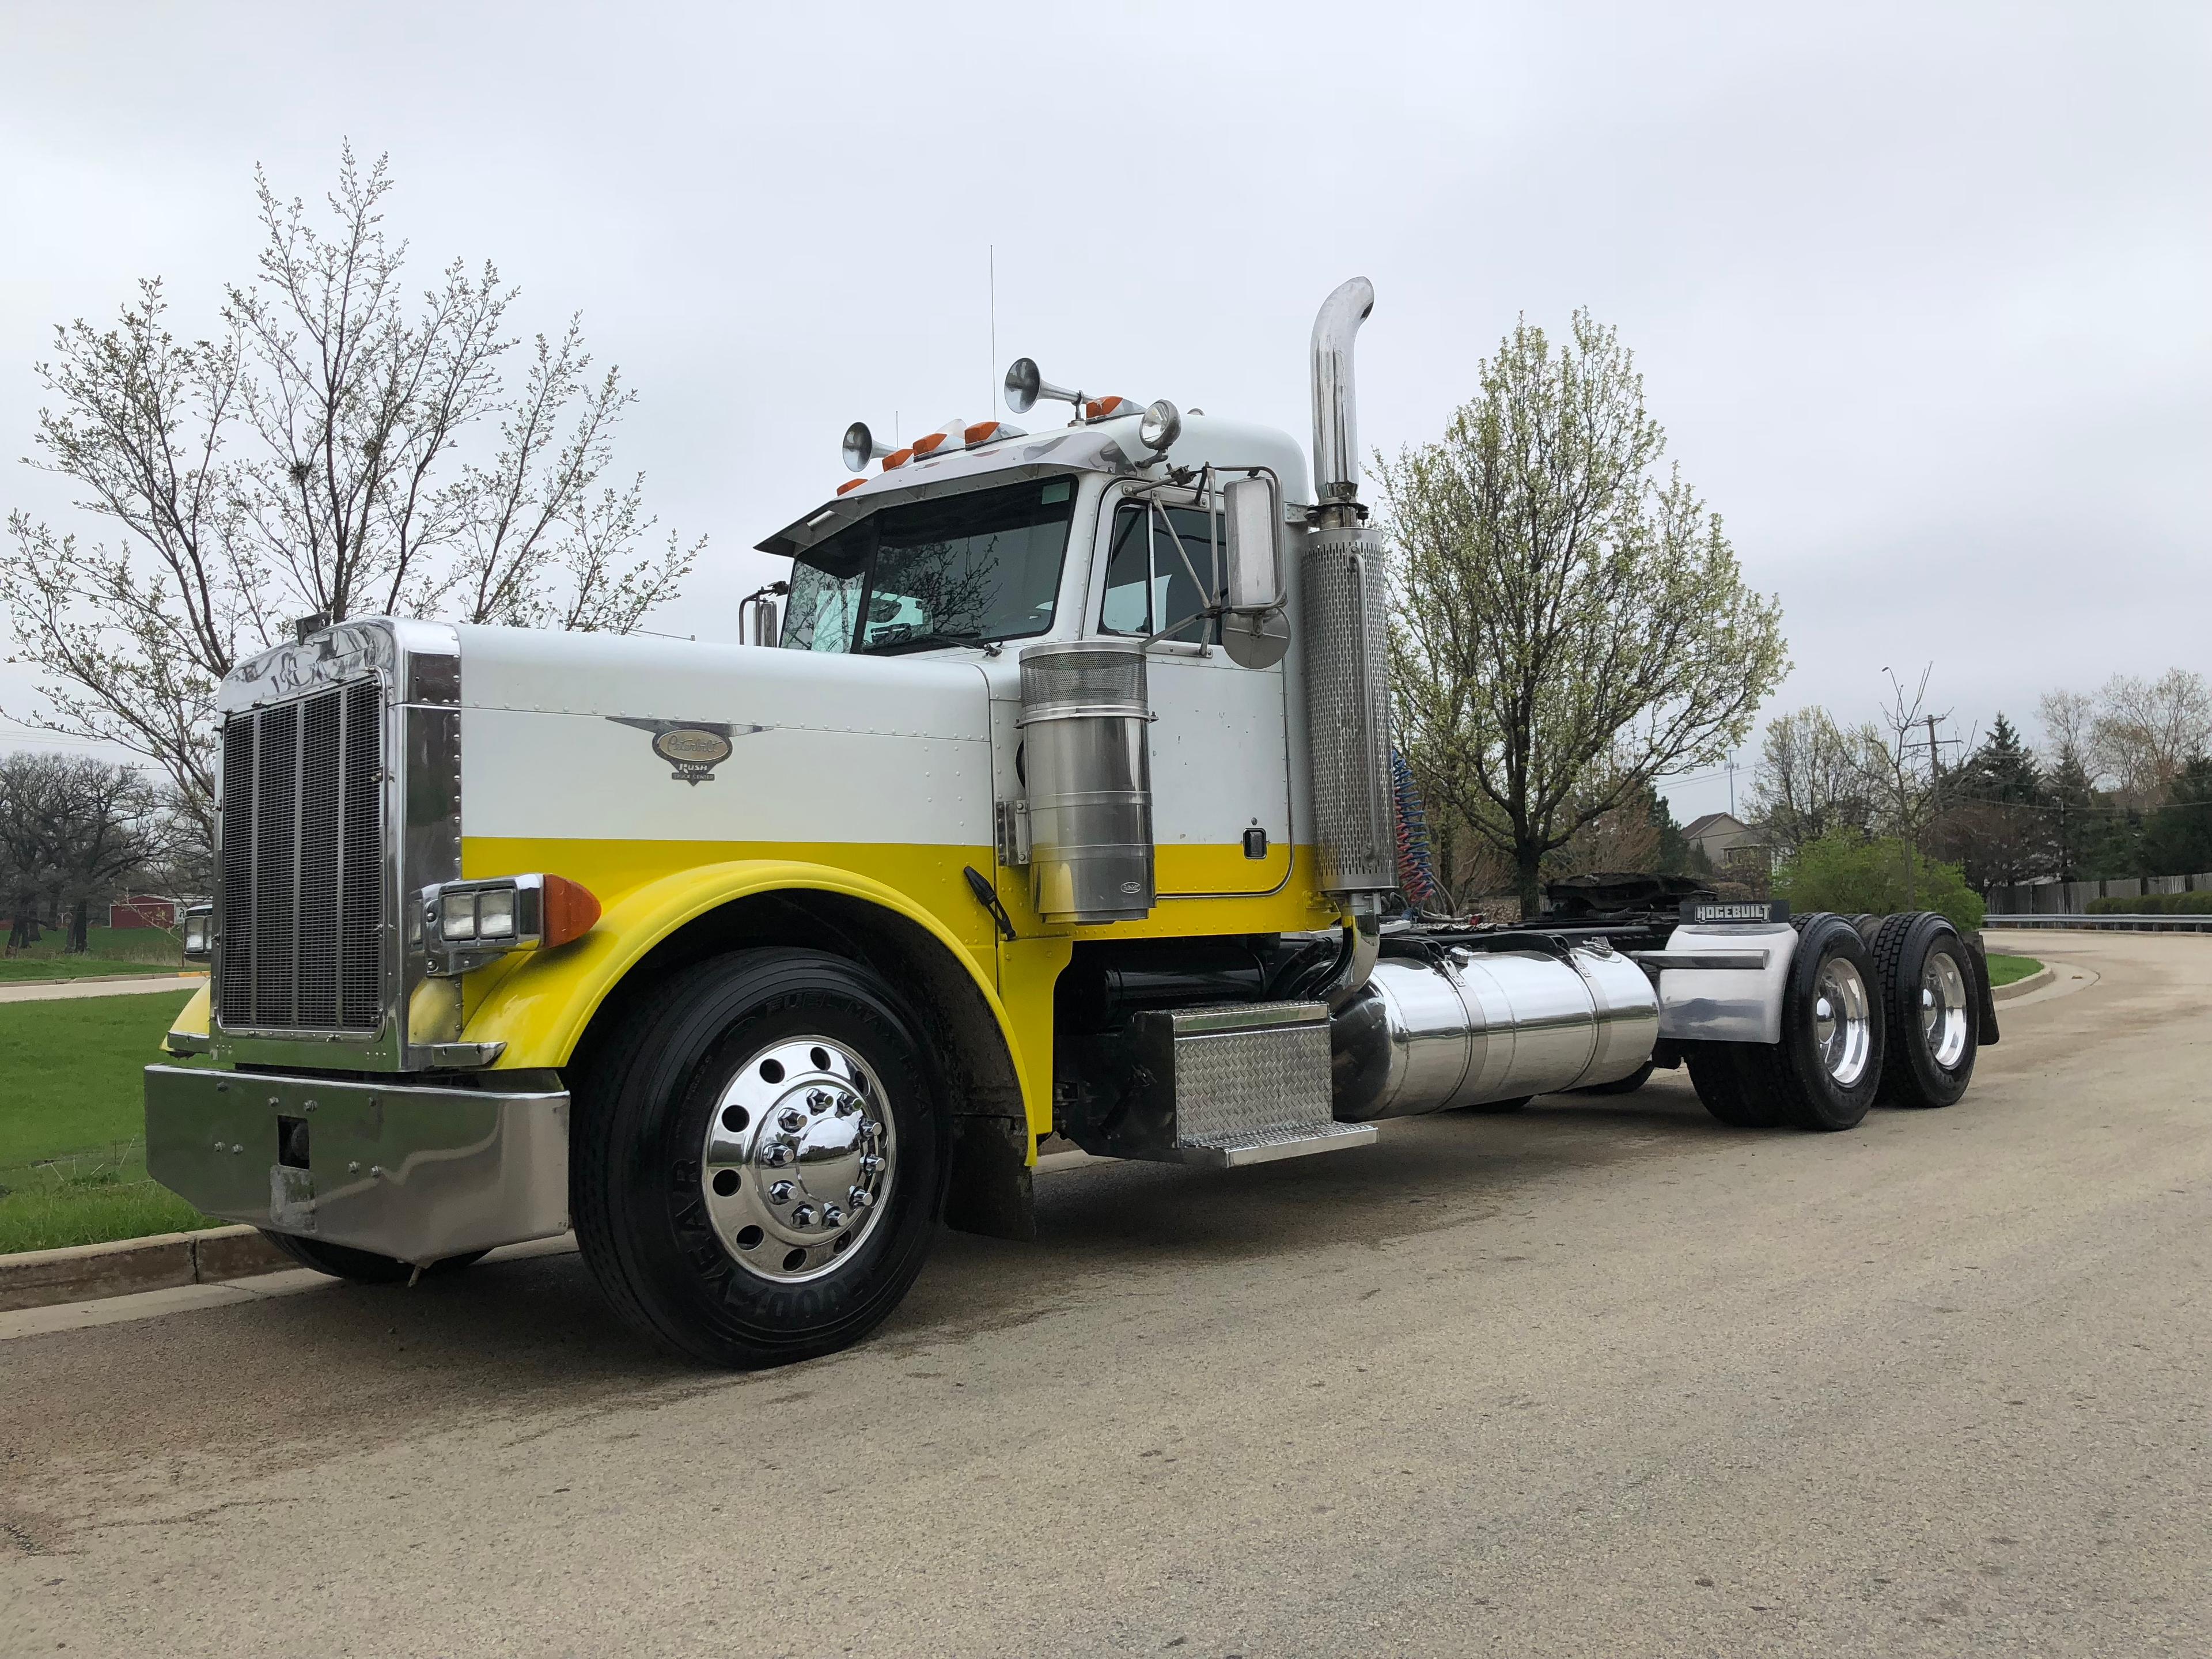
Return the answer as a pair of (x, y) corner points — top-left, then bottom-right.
(1099, 502), (1221, 643)
(781, 560), (863, 652)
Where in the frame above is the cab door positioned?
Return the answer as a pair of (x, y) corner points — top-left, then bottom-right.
(1089, 482), (1292, 897)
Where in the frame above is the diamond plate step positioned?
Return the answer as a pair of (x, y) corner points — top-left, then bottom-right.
(1173, 1118), (1377, 1169)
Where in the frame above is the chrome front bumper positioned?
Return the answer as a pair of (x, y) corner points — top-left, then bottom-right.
(144, 1065), (569, 1266)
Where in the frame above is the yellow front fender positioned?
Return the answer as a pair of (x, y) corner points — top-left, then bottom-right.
(458, 858), (1043, 1124)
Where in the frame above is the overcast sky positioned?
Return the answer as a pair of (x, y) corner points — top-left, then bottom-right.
(2, 2), (2205, 824)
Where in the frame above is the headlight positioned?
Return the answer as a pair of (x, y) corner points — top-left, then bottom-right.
(439, 890), (480, 941)
(421, 874), (600, 975)
(181, 904), (214, 963)
(476, 888), (516, 941)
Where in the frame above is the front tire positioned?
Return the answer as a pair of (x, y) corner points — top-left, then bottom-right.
(1870, 912), (1978, 1108)
(570, 948), (945, 1369)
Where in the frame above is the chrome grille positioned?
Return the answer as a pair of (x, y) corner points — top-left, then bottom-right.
(217, 680), (385, 1033)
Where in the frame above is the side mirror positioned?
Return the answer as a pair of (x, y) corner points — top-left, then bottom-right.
(1220, 472), (1290, 669)
(1222, 474), (1282, 612)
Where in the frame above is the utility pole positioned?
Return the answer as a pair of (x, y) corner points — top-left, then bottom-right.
(1727, 753), (1736, 819)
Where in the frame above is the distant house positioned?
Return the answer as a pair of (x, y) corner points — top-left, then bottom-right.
(1683, 813), (1769, 877)
(108, 895), (180, 930)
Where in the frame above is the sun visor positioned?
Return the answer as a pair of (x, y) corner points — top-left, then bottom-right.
(756, 427), (1136, 560)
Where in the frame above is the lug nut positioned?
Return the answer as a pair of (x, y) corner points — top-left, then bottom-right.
(769, 1181), (794, 1205)
(860, 1154), (884, 1176)
(762, 1145), (794, 1168)
(791, 1205), (816, 1228)
(835, 1094), (859, 1117)
(807, 1089), (831, 1113)
(849, 1187), (876, 1210)
(821, 1204), (844, 1227)
(778, 1108), (806, 1132)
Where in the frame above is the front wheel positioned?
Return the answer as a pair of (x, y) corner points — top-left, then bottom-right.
(570, 948), (945, 1369)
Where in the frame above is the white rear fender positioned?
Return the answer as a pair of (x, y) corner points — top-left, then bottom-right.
(1648, 922), (1800, 1046)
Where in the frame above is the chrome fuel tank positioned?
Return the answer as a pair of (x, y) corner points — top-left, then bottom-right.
(1330, 942), (1660, 1120)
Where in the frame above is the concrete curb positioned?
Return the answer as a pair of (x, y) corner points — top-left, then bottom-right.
(0, 1148), (1124, 1317)
(0, 1224), (290, 1313)
(1994, 965), (2055, 1002)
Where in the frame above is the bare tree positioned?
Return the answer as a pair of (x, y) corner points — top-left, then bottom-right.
(0, 753), (171, 951)
(2091, 669), (2212, 802)
(1382, 312), (1789, 914)
(3, 145), (700, 855)
(1745, 706), (1878, 856)
(2036, 688), (2099, 775)
(2036, 672), (2212, 802)
(1858, 665), (1967, 908)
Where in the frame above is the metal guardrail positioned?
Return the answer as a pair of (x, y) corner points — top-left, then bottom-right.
(1984, 914), (2212, 933)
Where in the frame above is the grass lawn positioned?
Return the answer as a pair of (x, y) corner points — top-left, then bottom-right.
(1986, 953), (2043, 988)
(0, 957), (195, 983)
(0, 989), (224, 1254)
(2, 923), (190, 982)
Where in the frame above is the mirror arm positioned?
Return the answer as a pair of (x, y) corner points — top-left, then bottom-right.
(1140, 497), (1217, 654)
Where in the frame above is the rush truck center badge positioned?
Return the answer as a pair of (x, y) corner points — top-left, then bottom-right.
(608, 717), (766, 785)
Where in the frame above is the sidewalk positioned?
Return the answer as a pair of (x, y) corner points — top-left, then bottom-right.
(0, 973), (204, 1005)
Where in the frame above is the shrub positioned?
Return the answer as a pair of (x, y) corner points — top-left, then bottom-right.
(2086, 891), (2212, 915)
(1774, 831), (1985, 931)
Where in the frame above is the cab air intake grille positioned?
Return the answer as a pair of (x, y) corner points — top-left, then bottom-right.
(217, 681), (384, 1033)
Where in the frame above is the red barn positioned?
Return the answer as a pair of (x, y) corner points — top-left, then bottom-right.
(108, 895), (179, 930)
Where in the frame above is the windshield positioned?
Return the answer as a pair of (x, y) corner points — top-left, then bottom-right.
(781, 477), (1078, 654)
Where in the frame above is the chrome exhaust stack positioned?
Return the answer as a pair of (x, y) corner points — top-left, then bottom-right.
(1301, 280), (1397, 949)
(1299, 278), (1395, 1010)
(1310, 276), (1375, 525)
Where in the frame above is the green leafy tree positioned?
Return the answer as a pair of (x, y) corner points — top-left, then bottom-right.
(1649, 790), (1690, 876)
(2046, 746), (2123, 882)
(1382, 312), (1788, 914)
(1775, 830), (1984, 932)
(2142, 755), (2212, 876)
(1935, 712), (2052, 888)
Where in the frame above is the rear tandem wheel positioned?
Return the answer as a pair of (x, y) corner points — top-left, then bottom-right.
(1691, 913), (1888, 1132)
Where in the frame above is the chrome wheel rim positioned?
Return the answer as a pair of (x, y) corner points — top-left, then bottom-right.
(699, 1036), (894, 1283)
(1811, 957), (1873, 1088)
(1919, 950), (1970, 1070)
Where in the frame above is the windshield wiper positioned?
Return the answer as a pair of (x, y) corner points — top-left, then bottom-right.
(865, 630), (988, 656)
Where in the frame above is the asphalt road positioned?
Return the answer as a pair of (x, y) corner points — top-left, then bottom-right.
(4, 931), (2206, 1657)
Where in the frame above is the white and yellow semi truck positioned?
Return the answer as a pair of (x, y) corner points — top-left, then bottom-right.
(145, 281), (1995, 1366)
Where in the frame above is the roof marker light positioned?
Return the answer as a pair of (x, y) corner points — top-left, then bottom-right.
(911, 419), (967, 459)
(881, 448), (914, 471)
(836, 478), (867, 495)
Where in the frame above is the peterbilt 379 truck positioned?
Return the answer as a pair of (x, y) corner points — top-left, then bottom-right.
(144, 280), (1995, 1367)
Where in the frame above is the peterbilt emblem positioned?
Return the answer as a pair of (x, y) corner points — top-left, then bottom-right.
(608, 717), (766, 785)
